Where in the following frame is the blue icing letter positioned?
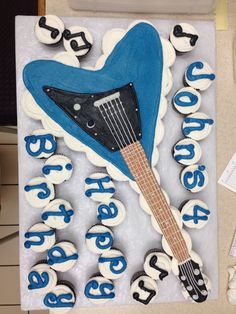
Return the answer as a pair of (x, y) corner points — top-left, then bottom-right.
(186, 61), (215, 82)
(42, 164), (63, 175)
(24, 182), (51, 199)
(99, 256), (127, 275)
(174, 144), (195, 162)
(24, 229), (55, 249)
(84, 280), (115, 300)
(24, 134), (57, 157)
(85, 232), (113, 250)
(174, 91), (198, 107)
(183, 165), (206, 190)
(28, 271), (49, 290)
(47, 246), (78, 266)
(85, 176), (115, 197)
(183, 205), (210, 225)
(97, 202), (118, 221)
(183, 117), (214, 136)
(42, 204), (74, 223)
(44, 292), (74, 308)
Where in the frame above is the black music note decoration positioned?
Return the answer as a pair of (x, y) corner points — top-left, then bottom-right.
(63, 29), (92, 54)
(149, 255), (168, 280)
(39, 17), (60, 39)
(132, 280), (157, 305)
(173, 25), (198, 47)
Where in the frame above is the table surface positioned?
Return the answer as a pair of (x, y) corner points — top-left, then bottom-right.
(0, 0), (235, 314)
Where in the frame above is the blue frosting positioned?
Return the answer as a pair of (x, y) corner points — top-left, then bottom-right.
(42, 204), (74, 223)
(183, 116), (214, 136)
(183, 165), (206, 190)
(99, 255), (127, 275)
(174, 91), (198, 107)
(24, 134), (57, 157)
(28, 270), (49, 290)
(47, 246), (78, 266)
(23, 22), (164, 179)
(85, 231), (113, 250)
(97, 202), (118, 221)
(84, 280), (115, 300)
(42, 164), (63, 174)
(24, 182), (51, 199)
(24, 229), (55, 249)
(65, 163), (73, 170)
(174, 144), (195, 162)
(85, 176), (115, 197)
(183, 204), (210, 225)
(186, 61), (215, 82)
(44, 292), (74, 308)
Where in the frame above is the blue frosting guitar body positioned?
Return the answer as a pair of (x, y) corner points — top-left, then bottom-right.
(23, 22), (163, 179)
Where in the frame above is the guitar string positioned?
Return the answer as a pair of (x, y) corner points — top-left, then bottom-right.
(115, 98), (137, 142)
(185, 261), (207, 295)
(101, 96), (189, 260)
(180, 264), (199, 300)
(109, 100), (132, 145)
(97, 96), (197, 268)
(98, 105), (123, 149)
(181, 261), (206, 299)
(105, 101), (128, 147)
(117, 98), (138, 141)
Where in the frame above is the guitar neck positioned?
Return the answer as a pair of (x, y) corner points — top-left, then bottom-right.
(121, 141), (190, 263)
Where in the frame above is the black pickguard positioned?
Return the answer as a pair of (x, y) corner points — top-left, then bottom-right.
(43, 83), (141, 151)
(149, 255), (168, 280)
(133, 280), (156, 305)
(178, 259), (208, 303)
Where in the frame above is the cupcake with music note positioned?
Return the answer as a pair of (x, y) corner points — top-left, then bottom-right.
(170, 23), (198, 53)
(63, 26), (93, 58)
(35, 15), (65, 45)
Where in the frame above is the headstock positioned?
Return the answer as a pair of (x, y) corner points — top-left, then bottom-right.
(178, 259), (208, 303)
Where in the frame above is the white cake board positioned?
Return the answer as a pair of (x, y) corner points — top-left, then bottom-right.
(15, 16), (217, 310)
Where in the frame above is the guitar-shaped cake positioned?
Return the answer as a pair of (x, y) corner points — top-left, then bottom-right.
(23, 21), (208, 303)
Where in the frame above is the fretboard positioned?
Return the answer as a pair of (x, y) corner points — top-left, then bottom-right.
(121, 141), (190, 262)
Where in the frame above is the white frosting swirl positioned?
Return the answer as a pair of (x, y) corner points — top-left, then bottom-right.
(28, 263), (57, 294)
(185, 61), (215, 91)
(42, 154), (73, 184)
(180, 164), (208, 193)
(102, 28), (125, 55)
(24, 176), (55, 208)
(25, 129), (57, 159)
(44, 283), (76, 314)
(63, 26), (93, 58)
(182, 112), (214, 141)
(173, 138), (202, 166)
(143, 251), (171, 281)
(170, 23), (199, 53)
(35, 15), (65, 45)
(96, 198), (126, 227)
(53, 51), (80, 67)
(98, 249), (127, 279)
(42, 199), (74, 229)
(84, 173), (115, 202)
(84, 276), (115, 304)
(85, 225), (114, 254)
(181, 199), (210, 229)
(227, 266), (236, 304)
(130, 275), (158, 304)
(173, 87), (201, 115)
(47, 241), (78, 272)
(24, 222), (55, 253)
